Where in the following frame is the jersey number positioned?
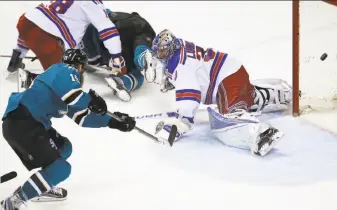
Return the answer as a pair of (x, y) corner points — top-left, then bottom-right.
(48, 0), (74, 14)
(185, 41), (216, 62)
(70, 74), (80, 84)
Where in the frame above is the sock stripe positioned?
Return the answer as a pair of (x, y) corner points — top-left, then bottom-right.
(28, 178), (42, 195)
(31, 173), (49, 193)
(36, 172), (51, 191)
(129, 74), (138, 90)
(124, 75), (134, 91)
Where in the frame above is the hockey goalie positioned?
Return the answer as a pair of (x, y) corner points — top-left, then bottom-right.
(147, 29), (292, 156)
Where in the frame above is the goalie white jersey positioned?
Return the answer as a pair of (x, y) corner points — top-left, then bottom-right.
(166, 39), (250, 123)
(24, 0), (122, 58)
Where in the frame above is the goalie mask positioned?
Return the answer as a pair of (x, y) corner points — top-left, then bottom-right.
(152, 29), (182, 62)
(148, 29), (181, 88)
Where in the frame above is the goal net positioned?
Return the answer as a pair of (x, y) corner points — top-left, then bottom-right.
(293, 1), (337, 116)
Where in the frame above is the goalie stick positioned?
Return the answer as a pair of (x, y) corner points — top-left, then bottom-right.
(134, 105), (218, 120)
(106, 111), (177, 145)
(0, 171), (17, 184)
(134, 112), (178, 120)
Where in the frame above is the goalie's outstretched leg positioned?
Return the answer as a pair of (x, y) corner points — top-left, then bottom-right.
(207, 107), (283, 156)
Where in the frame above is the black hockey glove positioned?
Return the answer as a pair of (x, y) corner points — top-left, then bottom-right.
(108, 112), (136, 132)
(88, 89), (107, 115)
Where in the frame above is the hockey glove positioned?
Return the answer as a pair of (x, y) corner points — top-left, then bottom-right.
(109, 56), (127, 75)
(108, 112), (136, 132)
(155, 118), (191, 143)
(88, 89), (107, 115)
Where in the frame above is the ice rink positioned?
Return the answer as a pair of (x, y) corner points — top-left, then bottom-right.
(1, 1), (337, 210)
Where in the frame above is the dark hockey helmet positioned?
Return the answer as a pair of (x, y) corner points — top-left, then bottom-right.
(62, 49), (88, 66)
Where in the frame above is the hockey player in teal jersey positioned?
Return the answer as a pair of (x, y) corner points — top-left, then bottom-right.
(1, 49), (136, 210)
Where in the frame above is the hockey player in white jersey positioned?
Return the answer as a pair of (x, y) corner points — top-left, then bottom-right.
(148, 29), (292, 156)
(7, 0), (125, 89)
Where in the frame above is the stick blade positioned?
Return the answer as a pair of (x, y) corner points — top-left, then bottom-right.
(0, 171), (17, 183)
(168, 125), (178, 147)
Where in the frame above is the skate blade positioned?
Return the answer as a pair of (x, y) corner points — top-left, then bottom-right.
(31, 196), (67, 202)
(5, 71), (17, 80)
(116, 90), (131, 102)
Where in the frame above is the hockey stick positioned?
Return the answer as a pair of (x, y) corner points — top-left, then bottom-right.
(83, 64), (121, 74)
(133, 105), (218, 120)
(0, 55), (37, 62)
(134, 111), (178, 120)
(1, 55), (118, 74)
(107, 111), (177, 146)
(0, 171), (17, 184)
(106, 111), (164, 144)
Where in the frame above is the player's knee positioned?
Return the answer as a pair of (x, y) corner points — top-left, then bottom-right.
(43, 158), (71, 185)
(59, 139), (72, 160)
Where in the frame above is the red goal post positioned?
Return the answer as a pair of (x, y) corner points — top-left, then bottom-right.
(292, 0), (337, 116)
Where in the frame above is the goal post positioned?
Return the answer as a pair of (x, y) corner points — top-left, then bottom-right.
(292, 0), (337, 116)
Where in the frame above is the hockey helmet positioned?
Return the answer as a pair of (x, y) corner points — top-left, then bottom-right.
(62, 49), (88, 67)
(152, 29), (182, 61)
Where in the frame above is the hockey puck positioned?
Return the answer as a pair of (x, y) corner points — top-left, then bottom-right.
(320, 53), (328, 61)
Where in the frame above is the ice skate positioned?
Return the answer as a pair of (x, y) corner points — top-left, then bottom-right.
(160, 78), (175, 92)
(104, 75), (131, 102)
(1, 193), (26, 210)
(142, 49), (157, 82)
(31, 187), (67, 202)
(17, 69), (35, 92)
(7, 49), (24, 73)
(251, 126), (284, 156)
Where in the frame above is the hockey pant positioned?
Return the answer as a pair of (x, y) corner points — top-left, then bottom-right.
(16, 15), (64, 70)
(2, 105), (72, 201)
(215, 65), (255, 114)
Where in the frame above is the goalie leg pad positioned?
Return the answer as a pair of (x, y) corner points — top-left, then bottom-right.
(249, 79), (293, 112)
(208, 107), (283, 156)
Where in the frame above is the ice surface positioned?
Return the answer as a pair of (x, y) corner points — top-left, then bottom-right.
(1, 2), (337, 210)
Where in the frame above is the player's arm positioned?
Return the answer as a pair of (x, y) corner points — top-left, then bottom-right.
(173, 64), (201, 125)
(155, 57), (201, 142)
(80, 2), (124, 68)
(51, 69), (134, 131)
(50, 68), (111, 128)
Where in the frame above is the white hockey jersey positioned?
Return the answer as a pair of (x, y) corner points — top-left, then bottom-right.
(24, 0), (122, 58)
(166, 39), (242, 123)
